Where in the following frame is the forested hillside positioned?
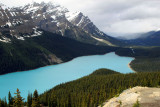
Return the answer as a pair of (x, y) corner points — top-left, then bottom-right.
(0, 31), (118, 75)
(115, 46), (160, 72)
(39, 69), (160, 107)
(130, 57), (160, 72)
(1, 33), (160, 74)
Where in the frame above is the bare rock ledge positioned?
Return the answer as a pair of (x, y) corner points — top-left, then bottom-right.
(102, 86), (160, 107)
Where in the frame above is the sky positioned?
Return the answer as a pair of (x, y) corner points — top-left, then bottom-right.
(1, 0), (160, 38)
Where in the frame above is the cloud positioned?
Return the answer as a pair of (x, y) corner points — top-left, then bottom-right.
(54, 0), (160, 37)
(105, 18), (160, 33)
(1, 0), (160, 38)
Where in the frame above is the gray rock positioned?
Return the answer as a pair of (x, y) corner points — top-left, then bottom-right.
(102, 86), (160, 107)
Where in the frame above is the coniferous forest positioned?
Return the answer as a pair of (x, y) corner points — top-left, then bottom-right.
(1, 69), (160, 107)
(0, 31), (118, 75)
(115, 47), (160, 72)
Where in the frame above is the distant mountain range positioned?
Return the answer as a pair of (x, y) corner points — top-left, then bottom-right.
(122, 30), (160, 46)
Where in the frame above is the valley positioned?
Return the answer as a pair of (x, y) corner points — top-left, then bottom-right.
(0, 31), (117, 75)
(0, 1), (160, 107)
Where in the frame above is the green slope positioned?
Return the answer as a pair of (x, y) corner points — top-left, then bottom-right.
(0, 31), (118, 75)
(39, 69), (160, 107)
(115, 46), (160, 72)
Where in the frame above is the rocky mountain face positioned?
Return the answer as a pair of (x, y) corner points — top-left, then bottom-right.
(0, 4), (35, 42)
(0, 2), (123, 46)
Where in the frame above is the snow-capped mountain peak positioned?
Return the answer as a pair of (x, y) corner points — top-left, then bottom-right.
(0, 1), (118, 46)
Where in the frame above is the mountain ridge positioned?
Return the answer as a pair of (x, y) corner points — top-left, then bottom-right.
(122, 30), (160, 46)
(0, 1), (123, 46)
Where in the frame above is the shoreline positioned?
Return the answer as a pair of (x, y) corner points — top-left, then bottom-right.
(1, 52), (135, 76)
(128, 61), (137, 73)
(0, 52), (114, 76)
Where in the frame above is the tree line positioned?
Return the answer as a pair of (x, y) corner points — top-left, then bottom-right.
(0, 89), (40, 107)
(1, 69), (160, 107)
(39, 69), (160, 107)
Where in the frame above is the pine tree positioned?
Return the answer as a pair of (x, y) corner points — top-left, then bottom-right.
(0, 99), (1, 107)
(0, 98), (4, 107)
(50, 91), (57, 107)
(4, 97), (7, 107)
(13, 88), (24, 107)
(68, 94), (71, 107)
(8, 91), (13, 107)
(27, 93), (32, 107)
(0, 97), (8, 107)
(32, 90), (40, 107)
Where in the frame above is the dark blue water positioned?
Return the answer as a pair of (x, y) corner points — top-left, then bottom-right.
(0, 52), (134, 99)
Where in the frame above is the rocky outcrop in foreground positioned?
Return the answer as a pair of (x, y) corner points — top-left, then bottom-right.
(102, 86), (160, 107)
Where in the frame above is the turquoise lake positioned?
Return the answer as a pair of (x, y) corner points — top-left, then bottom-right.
(0, 52), (134, 99)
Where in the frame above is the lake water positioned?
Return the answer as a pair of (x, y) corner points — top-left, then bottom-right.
(0, 52), (134, 100)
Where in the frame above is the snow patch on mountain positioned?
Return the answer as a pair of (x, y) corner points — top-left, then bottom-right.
(0, 3), (9, 10)
(16, 27), (43, 41)
(6, 22), (12, 27)
(26, 6), (39, 13)
(65, 11), (81, 21)
(0, 36), (11, 43)
(31, 27), (43, 37)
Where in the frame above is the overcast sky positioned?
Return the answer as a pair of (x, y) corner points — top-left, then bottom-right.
(1, 0), (160, 37)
